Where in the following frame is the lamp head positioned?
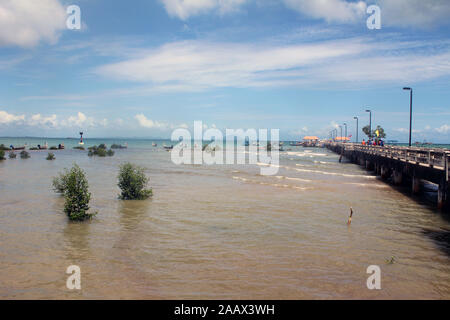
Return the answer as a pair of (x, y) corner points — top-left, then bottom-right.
(403, 87), (411, 91)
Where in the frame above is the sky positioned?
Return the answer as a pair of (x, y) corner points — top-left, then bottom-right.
(0, 0), (450, 142)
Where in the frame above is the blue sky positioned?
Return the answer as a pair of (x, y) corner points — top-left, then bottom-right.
(1, 0), (450, 142)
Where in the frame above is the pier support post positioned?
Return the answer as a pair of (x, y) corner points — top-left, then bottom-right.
(359, 157), (365, 166)
(380, 166), (389, 180)
(437, 178), (448, 210)
(412, 174), (421, 194)
(393, 170), (403, 185)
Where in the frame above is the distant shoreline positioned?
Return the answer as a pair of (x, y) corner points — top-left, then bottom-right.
(1, 136), (450, 146)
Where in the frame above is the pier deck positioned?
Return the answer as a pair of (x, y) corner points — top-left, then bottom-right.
(326, 142), (450, 210)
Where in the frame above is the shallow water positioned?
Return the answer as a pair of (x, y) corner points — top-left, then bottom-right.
(0, 140), (450, 299)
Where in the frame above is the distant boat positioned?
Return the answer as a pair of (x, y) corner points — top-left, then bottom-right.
(37, 142), (48, 150)
(163, 145), (173, 150)
(152, 142), (157, 147)
(10, 145), (25, 150)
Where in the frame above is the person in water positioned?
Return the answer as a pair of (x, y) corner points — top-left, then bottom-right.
(347, 207), (353, 226)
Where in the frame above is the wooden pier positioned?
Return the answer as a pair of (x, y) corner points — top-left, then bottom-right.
(326, 142), (450, 211)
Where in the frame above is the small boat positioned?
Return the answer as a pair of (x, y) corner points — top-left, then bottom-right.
(163, 145), (173, 150)
(38, 142), (48, 150)
(58, 143), (65, 150)
(152, 142), (157, 147)
(10, 145), (25, 150)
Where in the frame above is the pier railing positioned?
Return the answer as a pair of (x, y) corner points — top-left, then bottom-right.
(327, 143), (450, 177)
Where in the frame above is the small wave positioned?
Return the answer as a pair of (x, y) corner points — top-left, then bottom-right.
(345, 182), (388, 188)
(232, 176), (311, 191)
(294, 168), (376, 179)
(287, 152), (328, 157)
(275, 175), (312, 183)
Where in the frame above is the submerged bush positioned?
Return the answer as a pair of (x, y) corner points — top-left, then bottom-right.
(20, 150), (30, 159)
(8, 152), (16, 159)
(0, 144), (10, 151)
(118, 163), (152, 200)
(46, 152), (55, 160)
(49, 146), (58, 150)
(0, 150), (5, 160)
(111, 144), (126, 149)
(55, 164), (96, 221)
(88, 144), (114, 157)
(52, 169), (69, 194)
(73, 146), (85, 150)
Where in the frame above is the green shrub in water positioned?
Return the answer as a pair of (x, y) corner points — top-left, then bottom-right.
(49, 146), (58, 150)
(118, 162), (152, 200)
(0, 144), (10, 151)
(20, 150), (30, 159)
(8, 152), (16, 159)
(52, 169), (70, 194)
(46, 152), (55, 160)
(0, 150), (5, 160)
(73, 146), (85, 150)
(58, 164), (96, 221)
(88, 145), (113, 157)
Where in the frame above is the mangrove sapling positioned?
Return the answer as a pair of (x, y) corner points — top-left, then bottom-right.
(88, 145), (114, 157)
(20, 150), (30, 159)
(46, 152), (56, 160)
(62, 164), (96, 221)
(52, 169), (70, 194)
(118, 162), (152, 200)
(8, 152), (16, 159)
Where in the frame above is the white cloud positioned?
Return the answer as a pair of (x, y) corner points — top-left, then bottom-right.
(94, 37), (450, 91)
(378, 0), (450, 28)
(0, 0), (66, 48)
(0, 110), (25, 124)
(28, 113), (58, 127)
(63, 112), (92, 127)
(135, 114), (168, 129)
(0, 110), (105, 129)
(283, 0), (367, 23)
(281, 0), (450, 28)
(95, 39), (371, 89)
(135, 114), (190, 130)
(435, 124), (450, 134)
(160, 0), (247, 20)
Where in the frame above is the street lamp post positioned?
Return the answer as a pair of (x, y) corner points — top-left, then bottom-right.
(365, 109), (372, 141)
(354, 116), (359, 143)
(343, 123), (347, 143)
(403, 87), (413, 147)
(339, 125), (343, 142)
